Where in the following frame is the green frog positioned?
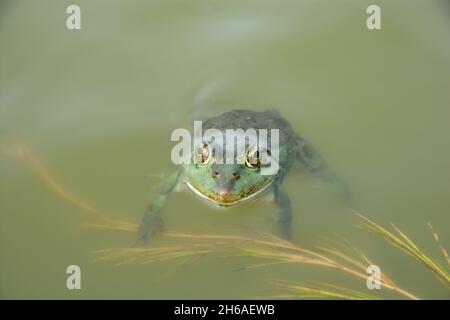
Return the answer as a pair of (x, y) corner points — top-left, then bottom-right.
(139, 109), (346, 243)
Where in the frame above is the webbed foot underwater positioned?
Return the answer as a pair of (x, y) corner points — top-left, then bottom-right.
(138, 109), (347, 243)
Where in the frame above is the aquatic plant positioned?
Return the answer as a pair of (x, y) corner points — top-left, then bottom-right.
(91, 218), (449, 300)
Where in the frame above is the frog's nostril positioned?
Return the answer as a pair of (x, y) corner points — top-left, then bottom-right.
(233, 172), (240, 179)
(212, 170), (220, 178)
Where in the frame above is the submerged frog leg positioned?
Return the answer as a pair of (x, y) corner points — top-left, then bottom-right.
(274, 185), (293, 241)
(295, 137), (332, 180)
(295, 137), (351, 203)
(137, 170), (182, 245)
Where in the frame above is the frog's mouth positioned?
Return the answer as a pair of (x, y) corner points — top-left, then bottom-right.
(184, 180), (274, 207)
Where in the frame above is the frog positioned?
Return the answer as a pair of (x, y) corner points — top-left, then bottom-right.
(138, 109), (346, 243)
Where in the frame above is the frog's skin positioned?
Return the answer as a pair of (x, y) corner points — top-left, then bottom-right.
(139, 109), (341, 243)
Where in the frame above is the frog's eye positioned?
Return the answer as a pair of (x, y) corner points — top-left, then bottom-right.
(195, 143), (212, 164)
(245, 146), (261, 168)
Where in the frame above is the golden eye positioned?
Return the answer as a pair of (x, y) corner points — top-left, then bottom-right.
(245, 146), (261, 168)
(195, 143), (211, 164)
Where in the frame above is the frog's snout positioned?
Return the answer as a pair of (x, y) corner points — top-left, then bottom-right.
(217, 185), (233, 197)
(214, 175), (238, 197)
(212, 165), (241, 199)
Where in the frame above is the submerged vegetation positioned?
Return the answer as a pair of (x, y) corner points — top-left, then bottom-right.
(2, 142), (449, 299)
(91, 216), (449, 300)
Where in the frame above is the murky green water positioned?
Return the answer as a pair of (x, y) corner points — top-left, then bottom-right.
(1, 0), (449, 299)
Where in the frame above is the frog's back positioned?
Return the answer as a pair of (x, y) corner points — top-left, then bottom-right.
(202, 109), (298, 178)
(203, 110), (288, 131)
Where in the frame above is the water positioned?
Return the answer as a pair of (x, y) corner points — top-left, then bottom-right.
(1, 0), (449, 299)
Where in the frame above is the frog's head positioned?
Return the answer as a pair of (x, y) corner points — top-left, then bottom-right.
(182, 143), (277, 206)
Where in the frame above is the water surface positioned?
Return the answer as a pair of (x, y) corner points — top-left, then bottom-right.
(1, 0), (449, 299)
